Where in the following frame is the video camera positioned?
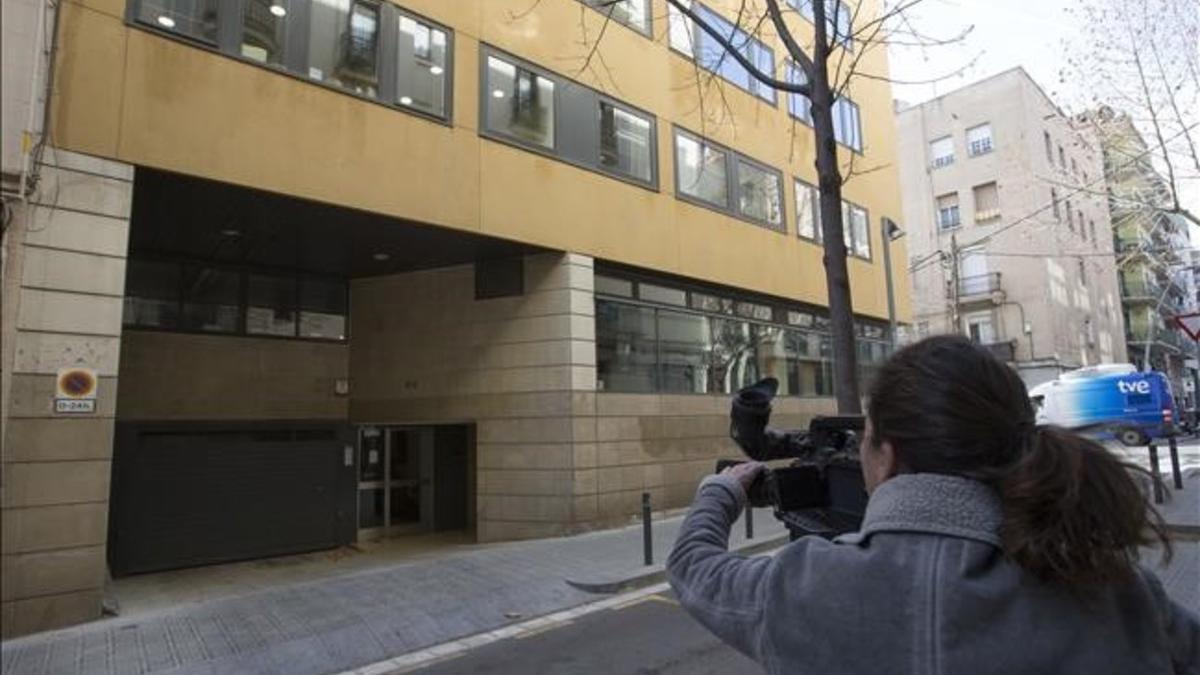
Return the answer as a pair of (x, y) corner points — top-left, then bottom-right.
(717, 378), (868, 539)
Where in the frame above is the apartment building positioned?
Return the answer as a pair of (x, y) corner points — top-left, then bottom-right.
(897, 68), (1126, 386)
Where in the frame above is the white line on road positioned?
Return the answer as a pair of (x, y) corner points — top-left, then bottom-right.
(336, 581), (673, 675)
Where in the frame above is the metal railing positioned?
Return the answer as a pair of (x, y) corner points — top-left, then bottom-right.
(957, 272), (1002, 297)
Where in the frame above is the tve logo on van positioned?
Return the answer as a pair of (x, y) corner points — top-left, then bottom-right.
(1118, 380), (1152, 395)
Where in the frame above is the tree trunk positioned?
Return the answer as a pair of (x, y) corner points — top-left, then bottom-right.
(810, 1), (860, 414)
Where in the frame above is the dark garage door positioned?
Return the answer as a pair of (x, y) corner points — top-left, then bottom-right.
(110, 425), (355, 576)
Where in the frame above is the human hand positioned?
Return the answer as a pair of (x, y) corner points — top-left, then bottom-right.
(721, 461), (767, 494)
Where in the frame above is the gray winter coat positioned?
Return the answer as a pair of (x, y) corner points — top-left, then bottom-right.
(667, 472), (1199, 674)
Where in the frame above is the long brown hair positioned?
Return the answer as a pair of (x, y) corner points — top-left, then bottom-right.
(867, 335), (1172, 586)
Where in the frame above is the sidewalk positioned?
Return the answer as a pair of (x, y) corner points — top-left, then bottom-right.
(0, 507), (783, 675)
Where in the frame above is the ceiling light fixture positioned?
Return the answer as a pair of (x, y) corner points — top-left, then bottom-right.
(429, 65), (444, 75)
(269, 4), (287, 17)
(373, 253), (391, 261)
(492, 89), (506, 99)
(399, 96), (413, 105)
(220, 228), (242, 237)
(157, 15), (176, 28)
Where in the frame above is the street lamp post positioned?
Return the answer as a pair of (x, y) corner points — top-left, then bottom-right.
(881, 217), (905, 350)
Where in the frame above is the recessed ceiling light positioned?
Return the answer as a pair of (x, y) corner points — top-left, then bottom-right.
(269, 4), (287, 17)
(399, 96), (413, 105)
(220, 228), (242, 237)
(373, 253), (391, 261)
(157, 15), (176, 28)
(492, 89), (505, 99)
(429, 65), (444, 75)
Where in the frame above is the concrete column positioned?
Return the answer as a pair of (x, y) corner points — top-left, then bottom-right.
(1, 149), (132, 636)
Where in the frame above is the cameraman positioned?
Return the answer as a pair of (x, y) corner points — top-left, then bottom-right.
(667, 336), (1198, 674)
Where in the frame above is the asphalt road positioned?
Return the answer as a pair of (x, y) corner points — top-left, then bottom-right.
(412, 590), (755, 675)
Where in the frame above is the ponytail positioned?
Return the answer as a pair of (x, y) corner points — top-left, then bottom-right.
(997, 426), (1172, 587)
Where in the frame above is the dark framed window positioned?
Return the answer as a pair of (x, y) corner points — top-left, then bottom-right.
(786, 63), (813, 124)
(668, 1), (778, 104)
(833, 98), (863, 152)
(307, 0), (381, 97)
(241, 0), (290, 65)
(123, 256), (348, 342)
(578, 0), (651, 35)
(396, 13), (452, 119)
(795, 179), (821, 242)
(844, 201), (871, 259)
(789, 0), (854, 49)
(485, 54), (556, 149)
(136, 0), (219, 43)
(673, 127), (785, 231)
(479, 47), (658, 190)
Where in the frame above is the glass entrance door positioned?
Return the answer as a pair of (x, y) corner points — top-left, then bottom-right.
(356, 426), (435, 537)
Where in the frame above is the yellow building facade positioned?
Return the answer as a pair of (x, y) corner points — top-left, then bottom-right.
(1, 0), (908, 635)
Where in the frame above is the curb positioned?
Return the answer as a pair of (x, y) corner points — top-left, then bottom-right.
(564, 531), (791, 594)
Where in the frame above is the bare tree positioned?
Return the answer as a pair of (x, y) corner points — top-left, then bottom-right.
(515, 0), (969, 413)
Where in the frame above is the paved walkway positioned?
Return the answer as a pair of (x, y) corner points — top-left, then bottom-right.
(0, 509), (785, 675)
(2, 474), (1196, 675)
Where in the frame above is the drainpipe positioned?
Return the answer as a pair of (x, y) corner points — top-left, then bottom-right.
(998, 299), (1036, 363)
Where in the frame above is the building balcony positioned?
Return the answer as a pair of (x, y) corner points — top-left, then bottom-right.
(955, 273), (1004, 306)
(981, 339), (1017, 363)
(1127, 326), (1185, 353)
(1120, 276), (1162, 303)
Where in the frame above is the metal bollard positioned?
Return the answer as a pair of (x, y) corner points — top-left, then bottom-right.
(642, 492), (653, 566)
(1148, 443), (1164, 504)
(1167, 436), (1184, 490)
(745, 504), (754, 540)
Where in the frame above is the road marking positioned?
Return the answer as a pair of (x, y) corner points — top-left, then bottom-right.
(334, 582), (672, 675)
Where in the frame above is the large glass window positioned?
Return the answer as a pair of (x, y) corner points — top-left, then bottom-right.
(241, 0), (289, 65)
(307, 0), (381, 98)
(930, 136), (954, 168)
(795, 179), (822, 242)
(138, 0), (219, 43)
(600, 102), (653, 183)
(833, 98), (863, 151)
(786, 63), (813, 124)
(124, 259), (181, 329)
(123, 258), (347, 342)
(396, 14), (449, 118)
(247, 274), (298, 336)
(596, 301), (658, 392)
(486, 55), (555, 149)
(658, 310), (712, 393)
(847, 202), (870, 259)
(668, 1), (777, 103)
(710, 318), (759, 394)
(790, 0), (854, 48)
(182, 266), (241, 333)
(783, 330), (834, 397)
(675, 133), (729, 207)
(580, 0), (650, 35)
(737, 160), (783, 228)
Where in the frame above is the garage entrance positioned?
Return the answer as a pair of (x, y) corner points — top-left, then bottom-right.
(356, 425), (474, 539)
(108, 423), (356, 576)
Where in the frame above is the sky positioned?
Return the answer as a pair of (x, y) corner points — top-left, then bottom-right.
(885, 0), (1200, 220)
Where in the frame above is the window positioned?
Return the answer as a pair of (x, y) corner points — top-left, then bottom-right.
(843, 201), (870, 258)
(595, 274), (634, 297)
(307, 0), (381, 98)
(930, 136), (954, 168)
(668, 1), (777, 103)
(674, 129), (785, 230)
(657, 309), (714, 393)
(795, 179), (821, 242)
(485, 55), (555, 149)
(640, 283), (688, 306)
(1051, 188), (1060, 220)
(1066, 198), (1074, 231)
(182, 265), (242, 333)
(1044, 131), (1053, 164)
(966, 123), (993, 156)
(123, 257), (347, 341)
(675, 132), (729, 207)
(790, 0), (854, 48)
(579, 0), (650, 35)
(397, 14), (450, 118)
(833, 98), (863, 152)
(137, 0), (219, 43)
(964, 311), (995, 344)
(241, 0), (288, 65)
(936, 193), (960, 230)
(737, 160), (784, 227)
(973, 182), (1000, 222)
(786, 63), (813, 124)
(597, 301), (658, 392)
(247, 274), (298, 336)
(600, 102), (653, 183)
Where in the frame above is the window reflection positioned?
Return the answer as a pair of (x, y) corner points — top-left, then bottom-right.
(486, 56), (555, 149)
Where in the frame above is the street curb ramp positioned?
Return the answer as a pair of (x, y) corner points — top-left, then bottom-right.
(564, 532), (791, 594)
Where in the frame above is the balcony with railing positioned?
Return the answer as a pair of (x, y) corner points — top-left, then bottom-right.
(1126, 325), (1185, 353)
(1120, 274), (1162, 303)
(956, 273), (1003, 305)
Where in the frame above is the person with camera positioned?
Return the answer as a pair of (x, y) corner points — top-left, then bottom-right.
(667, 335), (1198, 674)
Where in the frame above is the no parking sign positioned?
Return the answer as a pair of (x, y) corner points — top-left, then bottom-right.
(55, 367), (97, 414)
